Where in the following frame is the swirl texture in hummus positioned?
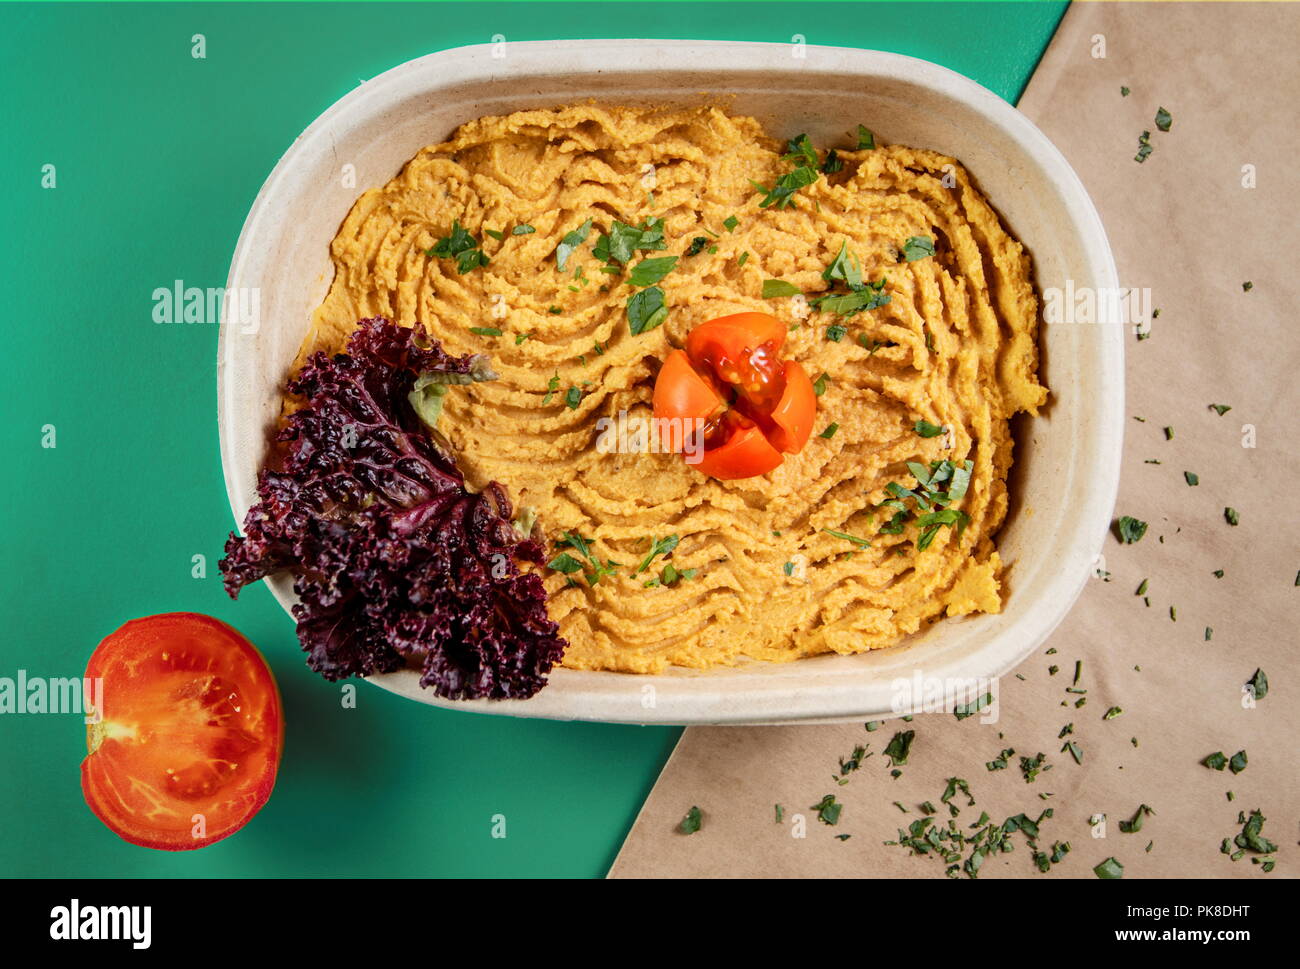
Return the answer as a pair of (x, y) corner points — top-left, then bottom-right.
(297, 104), (1048, 674)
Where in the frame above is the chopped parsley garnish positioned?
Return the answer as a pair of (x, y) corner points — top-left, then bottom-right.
(811, 245), (891, 317)
(548, 532), (620, 587)
(678, 806), (702, 834)
(1135, 130), (1153, 164)
(627, 286), (668, 335)
(822, 528), (871, 548)
(651, 563), (697, 588)
(914, 419), (945, 438)
(627, 255), (677, 287)
(1209, 403), (1232, 415)
(468, 326), (502, 337)
(1184, 471), (1199, 486)
(564, 386), (582, 410)
(821, 149), (843, 174)
(1116, 516), (1148, 543)
(1242, 281), (1253, 292)
(1224, 507), (1240, 526)
(542, 372), (560, 405)
(1203, 751), (1228, 771)
(1093, 857), (1124, 879)
(634, 534), (680, 576)
(751, 164), (819, 209)
(1245, 668), (1268, 701)
(512, 224), (535, 235)
(825, 323), (847, 342)
(1224, 809), (1276, 868)
(428, 220), (490, 274)
(594, 217), (666, 266)
(722, 215), (739, 233)
(685, 236), (709, 256)
(554, 218), (594, 271)
(884, 730), (915, 766)
(813, 373), (830, 396)
(855, 124), (875, 150)
(1154, 106), (1172, 132)
(1121, 86), (1130, 97)
(762, 279), (801, 299)
(737, 251), (749, 267)
(986, 748), (1014, 770)
(1020, 752), (1051, 782)
(901, 235), (936, 262)
(811, 794), (843, 825)
(484, 228), (504, 241)
(1228, 750), (1248, 774)
(820, 422), (839, 439)
(782, 133), (819, 167)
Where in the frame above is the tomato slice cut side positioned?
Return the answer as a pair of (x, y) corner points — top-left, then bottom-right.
(80, 613), (283, 851)
(692, 422), (785, 480)
(766, 361), (817, 454)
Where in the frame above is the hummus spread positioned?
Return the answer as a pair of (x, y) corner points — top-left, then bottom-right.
(298, 104), (1047, 673)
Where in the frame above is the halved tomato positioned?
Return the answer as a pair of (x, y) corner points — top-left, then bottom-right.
(81, 613), (283, 851)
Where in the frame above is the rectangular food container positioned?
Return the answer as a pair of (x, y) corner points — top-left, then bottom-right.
(218, 40), (1123, 725)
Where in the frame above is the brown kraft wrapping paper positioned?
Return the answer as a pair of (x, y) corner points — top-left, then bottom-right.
(609, 1), (1299, 878)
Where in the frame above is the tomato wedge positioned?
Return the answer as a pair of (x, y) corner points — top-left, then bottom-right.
(81, 613), (282, 851)
(654, 312), (817, 479)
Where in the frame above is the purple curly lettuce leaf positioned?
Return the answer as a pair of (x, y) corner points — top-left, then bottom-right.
(219, 317), (565, 701)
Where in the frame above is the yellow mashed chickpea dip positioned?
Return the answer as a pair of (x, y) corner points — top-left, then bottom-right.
(295, 103), (1048, 674)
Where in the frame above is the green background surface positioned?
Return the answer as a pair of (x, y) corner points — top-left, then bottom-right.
(0, 0), (1064, 877)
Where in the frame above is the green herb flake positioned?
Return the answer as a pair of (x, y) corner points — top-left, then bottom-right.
(811, 794), (843, 826)
(820, 422), (839, 440)
(1245, 668), (1268, 701)
(884, 730), (915, 767)
(554, 218), (593, 272)
(1155, 106), (1172, 132)
(914, 419), (945, 438)
(1094, 857), (1124, 879)
(1184, 471), (1199, 486)
(1118, 804), (1155, 834)
(634, 534), (680, 577)
(822, 528), (870, 548)
(1224, 507), (1240, 526)
(428, 219), (491, 274)
(901, 235), (936, 262)
(627, 255), (677, 287)
(1135, 130), (1153, 164)
(626, 285), (668, 335)
(512, 224), (536, 236)
(762, 279), (801, 299)
(468, 326), (502, 337)
(678, 805), (702, 835)
(1116, 516), (1148, 544)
